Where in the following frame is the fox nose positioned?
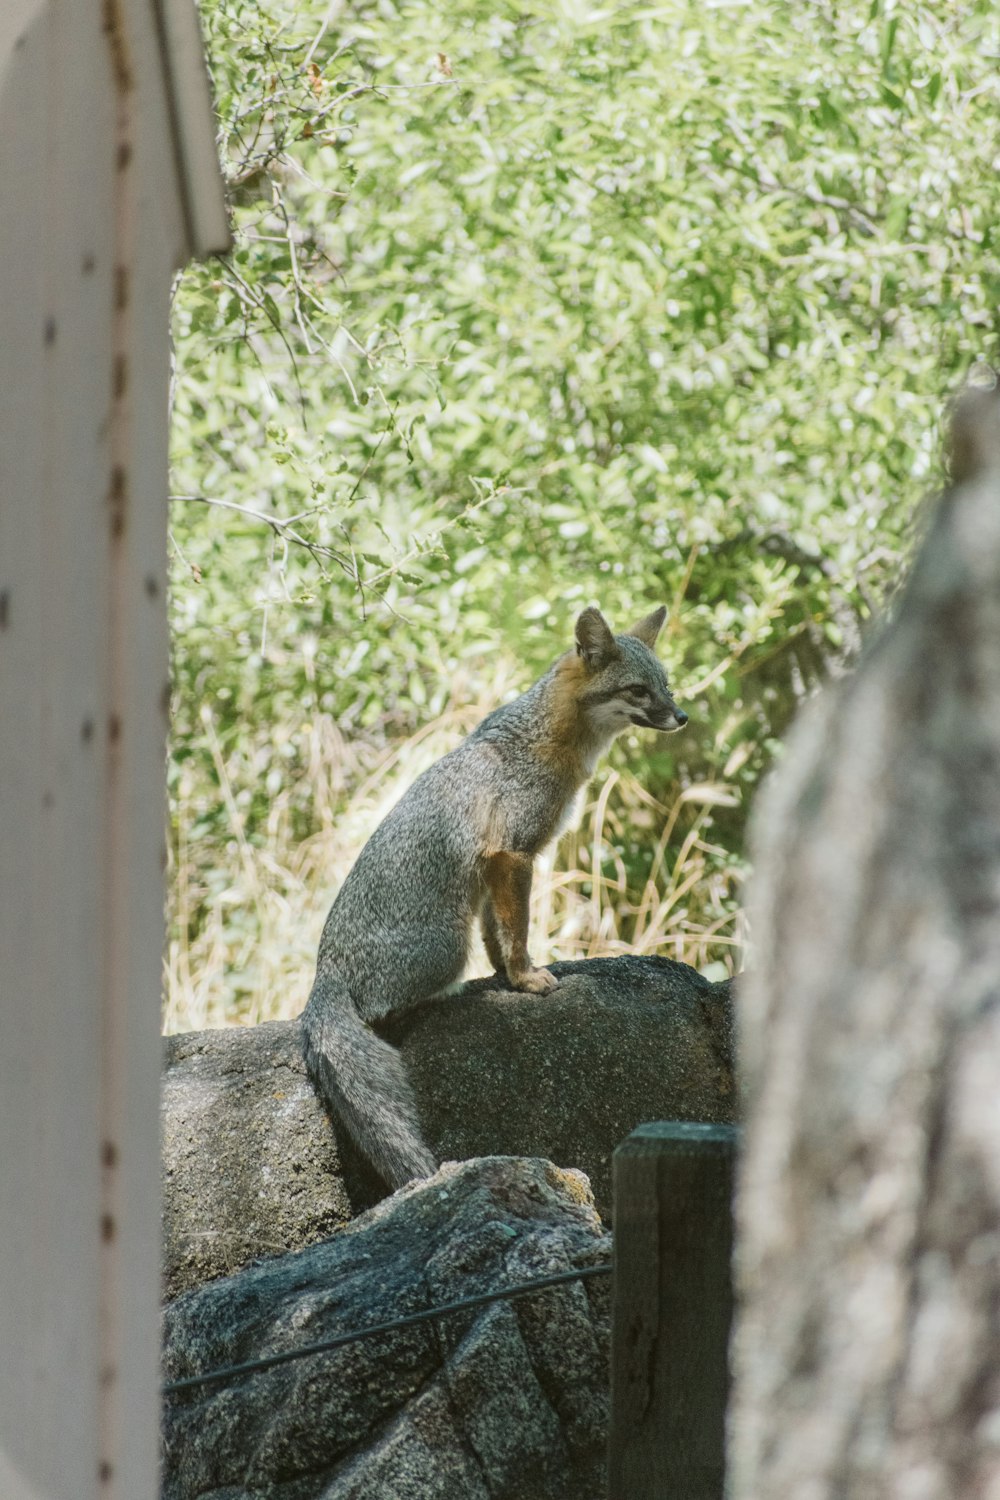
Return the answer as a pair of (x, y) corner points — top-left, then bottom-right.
(674, 709), (688, 728)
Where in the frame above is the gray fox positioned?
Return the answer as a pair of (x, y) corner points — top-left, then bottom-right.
(301, 605), (687, 1189)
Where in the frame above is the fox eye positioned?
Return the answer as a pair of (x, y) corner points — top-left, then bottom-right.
(623, 684), (648, 700)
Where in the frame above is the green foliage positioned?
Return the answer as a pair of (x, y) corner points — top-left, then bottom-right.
(169, 0), (1000, 1010)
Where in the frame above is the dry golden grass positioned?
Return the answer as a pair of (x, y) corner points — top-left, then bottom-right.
(164, 676), (746, 1035)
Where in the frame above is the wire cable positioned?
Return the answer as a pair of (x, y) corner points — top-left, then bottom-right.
(163, 1261), (612, 1398)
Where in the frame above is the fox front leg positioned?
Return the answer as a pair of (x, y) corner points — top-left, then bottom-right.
(479, 895), (508, 980)
(482, 851), (558, 994)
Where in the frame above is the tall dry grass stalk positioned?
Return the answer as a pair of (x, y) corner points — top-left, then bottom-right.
(165, 680), (745, 1035)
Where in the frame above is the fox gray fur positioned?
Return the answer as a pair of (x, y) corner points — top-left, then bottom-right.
(301, 605), (687, 1189)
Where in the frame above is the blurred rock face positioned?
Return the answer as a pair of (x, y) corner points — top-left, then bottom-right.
(731, 389), (1000, 1500)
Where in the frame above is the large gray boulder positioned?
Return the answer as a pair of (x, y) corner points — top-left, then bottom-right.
(162, 1020), (350, 1301)
(162, 955), (733, 1299)
(162, 1155), (612, 1500)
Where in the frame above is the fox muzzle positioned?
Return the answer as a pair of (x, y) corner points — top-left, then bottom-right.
(631, 708), (688, 732)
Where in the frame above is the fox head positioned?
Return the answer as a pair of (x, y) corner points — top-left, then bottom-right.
(574, 605), (687, 738)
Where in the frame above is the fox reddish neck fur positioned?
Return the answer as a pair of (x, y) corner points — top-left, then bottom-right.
(538, 653), (598, 778)
(300, 605), (687, 1190)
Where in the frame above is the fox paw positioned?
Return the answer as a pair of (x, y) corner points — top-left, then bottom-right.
(512, 966), (558, 995)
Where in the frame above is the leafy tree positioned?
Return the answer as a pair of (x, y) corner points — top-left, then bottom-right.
(168, 0), (1000, 1021)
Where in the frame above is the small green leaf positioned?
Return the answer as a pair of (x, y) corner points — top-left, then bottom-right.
(881, 16), (898, 72)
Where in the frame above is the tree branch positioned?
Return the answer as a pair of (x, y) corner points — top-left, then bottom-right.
(168, 494), (352, 575)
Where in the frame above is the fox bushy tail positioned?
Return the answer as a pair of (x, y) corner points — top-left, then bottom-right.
(301, 976), (437, 1190)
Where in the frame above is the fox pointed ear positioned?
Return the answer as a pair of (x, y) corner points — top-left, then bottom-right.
(626, 605), (667, 649)
(575, 607), (617, 669)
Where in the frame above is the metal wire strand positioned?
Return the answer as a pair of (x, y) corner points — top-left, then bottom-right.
(163, 1261), (612, 1398)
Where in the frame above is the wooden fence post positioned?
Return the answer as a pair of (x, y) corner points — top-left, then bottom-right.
(608, 1121), (738, 1500)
